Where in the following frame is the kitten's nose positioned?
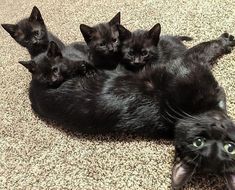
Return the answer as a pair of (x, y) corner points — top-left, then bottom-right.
(108, 44), (114, 52)
(133, 57), (141, 66)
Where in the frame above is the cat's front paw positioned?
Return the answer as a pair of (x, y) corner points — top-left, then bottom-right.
(219, 32), (235, 53)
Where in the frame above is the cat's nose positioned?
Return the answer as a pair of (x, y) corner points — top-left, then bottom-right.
(107, 44), (114, 52)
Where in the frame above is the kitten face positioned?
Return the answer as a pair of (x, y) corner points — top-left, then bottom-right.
(80, 12), (120, 55)
(173, 110), (235, 189)
(118, 24), (161, 71)
(2, 6), (48, 49)
(19, 42), (87, 87)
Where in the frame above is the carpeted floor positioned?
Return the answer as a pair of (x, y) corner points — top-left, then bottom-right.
(1, 0), (235, 189)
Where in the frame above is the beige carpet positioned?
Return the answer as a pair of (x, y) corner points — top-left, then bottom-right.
(1, 0), (235, 189)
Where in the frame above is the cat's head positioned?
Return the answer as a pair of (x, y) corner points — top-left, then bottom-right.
(117, 23), (161, 71)
(80, 12), (121, 55)
(173, 110), (235, 189)
(2, 6), (48, 48)
(19, 41), (87, 87)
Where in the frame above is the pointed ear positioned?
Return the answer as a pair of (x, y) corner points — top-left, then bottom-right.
(80, 24), (96, 44)
(47, 41), (62, 58)
(109, 12), (121, 26)
(148, 23), (161, 45)
(1, 24), (18, 37)
(225, 173), (235, 190)
(29, 6), (44, 24)
(117, 24), (131, 41)
(171, 161), (195, 189)
(19, 60), (36, 73)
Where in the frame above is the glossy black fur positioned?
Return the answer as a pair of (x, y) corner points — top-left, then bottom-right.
(19, 41), (96, 88)
(2, 6), (64, 58)
(118, 24), (192, 72)
(80, 12), (121, 70)
(23, 33), (235, 189)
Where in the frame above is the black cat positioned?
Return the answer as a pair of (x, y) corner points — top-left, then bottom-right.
(20, 33), (235, 188)
(19, 41), (96, 87)
(2, 6), (64, 58)
(80, 12), (121, 70)
(117, 24), (192, 72)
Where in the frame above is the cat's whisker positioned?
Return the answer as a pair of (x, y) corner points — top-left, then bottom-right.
(165, 101), (187, 119)
(160, 113), (174, 124)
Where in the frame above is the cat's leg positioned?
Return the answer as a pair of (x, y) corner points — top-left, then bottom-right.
(184, 33), (235, 68)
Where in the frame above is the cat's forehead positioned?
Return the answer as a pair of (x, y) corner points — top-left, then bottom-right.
(128, 30), (153, 49)
(94, 23), (118, 41)
(17, 18), (43, 33)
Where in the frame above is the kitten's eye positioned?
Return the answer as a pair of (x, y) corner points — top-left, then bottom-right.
(112, 38), (118, 43)
(100, 42), (106, 46)
(128, 50), (134, 56)
(193, 137), (206, 148)
(33, 31), (39, 36)
(141, 50), (148, 57)
(224, 143), (235, 154)
(52, 66), (59, 74)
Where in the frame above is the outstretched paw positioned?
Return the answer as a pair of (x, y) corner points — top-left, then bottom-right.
(219, 32), (235, 53)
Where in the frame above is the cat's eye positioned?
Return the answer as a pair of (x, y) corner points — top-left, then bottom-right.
(224, 143), (235, 154)
(112, 38), (118, 43)
(141, 50), (148, 57)
(33, 31), (39, 36)
(128, 50), (134, 56)
(193, 137), (206, 148)
(52, 67), (59, 74)
(100, 42), (106, 46)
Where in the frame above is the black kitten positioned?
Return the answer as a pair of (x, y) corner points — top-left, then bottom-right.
(19, 41), (95, 87)
(2, 6), (64, 58)
(118, 24), (192, 72)
(80, 12), (121, 70)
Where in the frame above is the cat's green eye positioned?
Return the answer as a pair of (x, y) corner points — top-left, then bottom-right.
(193, 137), (206, 148)
(224, 143), (235, 154)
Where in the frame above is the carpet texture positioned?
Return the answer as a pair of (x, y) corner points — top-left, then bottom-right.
(1, 0), (235, 189)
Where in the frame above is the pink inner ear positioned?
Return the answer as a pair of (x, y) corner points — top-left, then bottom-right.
(172, 162), (194, 189)
(225, 174), (235, 190)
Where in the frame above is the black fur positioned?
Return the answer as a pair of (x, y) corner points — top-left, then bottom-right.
(2, 6), (64, 58)
(80, 12), (121, 70)
(21, 33), (235, 189)
(19, 41), (96, 87)
(118, 24), (192, 72)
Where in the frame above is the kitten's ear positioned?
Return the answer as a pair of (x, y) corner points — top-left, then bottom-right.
(29, 6), (44, 24)
(172, 161), (195, 189)
(148, 23), (161, 45)
(47, 41), (62, 58)
(109, 12), (121, 26)
(117, 24), (131, 41)
(225, 173), (235, 190)
(1, 24), (18, 37)
(80, 24), (96, 44)
(19, 61), (36, 73)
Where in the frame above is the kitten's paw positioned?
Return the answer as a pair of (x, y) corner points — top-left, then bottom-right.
(219, 32), (235, 53)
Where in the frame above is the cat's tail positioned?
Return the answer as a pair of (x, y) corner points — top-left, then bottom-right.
(177, 36), (193, 41)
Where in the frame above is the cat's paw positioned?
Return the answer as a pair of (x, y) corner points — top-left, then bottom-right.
(219, 32), (235, 53)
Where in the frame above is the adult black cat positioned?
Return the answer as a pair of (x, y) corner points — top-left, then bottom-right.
(118, 24), (192, 72)
(2, 6), (64, 58)
(20, 33), (235, 189)
(80, 12), (121, 70)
